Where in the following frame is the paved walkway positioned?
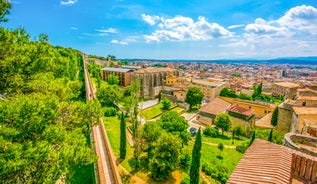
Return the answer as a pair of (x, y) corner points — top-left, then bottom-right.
(138, 100), (158, 110)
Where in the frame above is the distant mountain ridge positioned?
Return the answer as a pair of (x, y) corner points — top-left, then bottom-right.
(122, 56), (317, 65)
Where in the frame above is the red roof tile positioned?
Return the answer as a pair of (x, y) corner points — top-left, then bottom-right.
(199, 97), (231, 115)
(227, 105), (254, 117)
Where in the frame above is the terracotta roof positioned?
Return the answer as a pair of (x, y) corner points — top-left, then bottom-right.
(227, 105), (254, 117)
(274, 82), (300, 88)
(293, 107), (317, 115)
(134, 67), (174, 74)
(297, 88), (317, 94)
(199, 97), (231, 115)
(255, 112), (273, 129)
(227, 139), (293, 184)
(296, 96), (317, 101)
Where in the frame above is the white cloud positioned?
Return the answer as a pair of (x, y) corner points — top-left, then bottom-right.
(245, 18), (290, 37)
(60, 0), (77, 6)
(278, 5), (317, 34)
(111, 39), (128, 45)
(142, 15), (233, 43)
(142, 14), (161, 26)
(97, 28), (118, 33)
(227, 24), (245, 29)
(70, 27), (78, 30)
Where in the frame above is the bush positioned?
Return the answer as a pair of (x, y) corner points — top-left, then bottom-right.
(203, 126), (218, 137)
(179, 151), (191, 170)
(180, 176), (190, 184)
(236, 143), (248, 153)
(202, 162), (229, 184)
(104, 107), (117, 117)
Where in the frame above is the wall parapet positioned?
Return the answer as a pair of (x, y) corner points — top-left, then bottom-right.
(284, 133), (317, 157)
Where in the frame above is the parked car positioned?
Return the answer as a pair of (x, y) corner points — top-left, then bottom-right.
(189, 127), (197, 136)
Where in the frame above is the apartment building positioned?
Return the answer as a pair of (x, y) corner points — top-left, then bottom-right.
(272, 82), (300, 99)
(100, 67), (133, 86)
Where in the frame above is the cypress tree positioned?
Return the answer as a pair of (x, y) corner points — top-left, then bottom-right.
(120, 112), (126, 159)
(271, 107), (279, 127)
(249, 131), (256, 146)
(190, 128), (202, 184)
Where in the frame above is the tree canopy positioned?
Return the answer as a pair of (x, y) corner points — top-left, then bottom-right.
(185, 87), (204, 109)
(271, 107), (279, 127)
(0, 27), (101, 183)
(215, 113), (232, 135)
(0, 0), (11, 22)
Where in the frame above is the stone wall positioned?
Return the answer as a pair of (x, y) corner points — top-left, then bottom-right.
(284, 133), (317, 157)
(291, 153), (317, 183)
(277, 106), (292, 133)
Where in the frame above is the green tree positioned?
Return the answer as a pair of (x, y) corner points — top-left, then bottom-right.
(161, 97), (171, 110)
(159, 111), (190, 146)
(149, 133), (181, 181)
(215, 113), (232, 135)
(252, 82), (262, 99)
(108, 74), (119, 85)
(219, 88), (237, 98)
(218, 142), (224, 157)
(269, 107), (279, 142)
(190, 128), (202, 184)
(158, 91), (162, 102)
(185, 87), (204, 109)
(271, 107), (279, 127)
(238, 93), (252, 100)
(0, 0), (11, 22)
(38, 33), (49, 43)
(234, 125), (244, 139)
(97, 83), (122, 108)
(249, 131), (256, 146)
(120, 112), (126, 159)
(141, 121), (163, 160)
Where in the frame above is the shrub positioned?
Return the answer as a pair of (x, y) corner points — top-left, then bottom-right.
(201, 162), (229, 184)
(104, 107), (117, 117)
(179, 151), (191, 170)
(236, 143), (248, 153)
(203, 126), (218, 137)
(180, 176), (190, 184)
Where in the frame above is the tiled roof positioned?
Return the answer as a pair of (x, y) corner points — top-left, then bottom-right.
(101, 67), (133, 73)
(275, 82), (300, 88)
(134, 67), (174, 74)
(199, 97), (231, 115)
(293, 107), (317, 115)
(227, 105), (254, 117)
(297, 88), (317, 94)
(227, 139), (293, 184)
(255, 112), (273, 129)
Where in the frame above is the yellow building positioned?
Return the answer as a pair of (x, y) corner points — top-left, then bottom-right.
(166, 75), (177, 86)
(291, 107), (317, 136)
(220, 97), (276, 119)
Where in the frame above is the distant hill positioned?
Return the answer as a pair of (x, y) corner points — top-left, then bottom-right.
(121, 56), (317, 65)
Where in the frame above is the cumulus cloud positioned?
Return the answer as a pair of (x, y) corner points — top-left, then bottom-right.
(227, 24), (245, 29)
(111, 39), (128, 45)
(142, 15), (233, 43)
(245, 18), (290, 37)
(97, 28), (118, 33)
(278, 5), (317, 34)
(142, 14), (161, 26)
(60, 0), (77, 6)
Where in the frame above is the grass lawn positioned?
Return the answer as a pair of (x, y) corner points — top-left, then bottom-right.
(141, 103), (180, 120)
(200, 135), (244, 173)
(103, 116), (134, 172)
(103, 116), (244, 184)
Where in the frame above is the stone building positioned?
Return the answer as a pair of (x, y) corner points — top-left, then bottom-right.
(272, 82), (300, 99)
(100, 67), (133, 86)
(189, 79), (228, 100)
(131, 67), (179, 99)
(227, 105), (255, 134)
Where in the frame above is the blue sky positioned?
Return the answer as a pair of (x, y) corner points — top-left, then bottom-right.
(3, 0), (317, 59)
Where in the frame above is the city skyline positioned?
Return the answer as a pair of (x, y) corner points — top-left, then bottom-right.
(4, 0), (317, 59)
